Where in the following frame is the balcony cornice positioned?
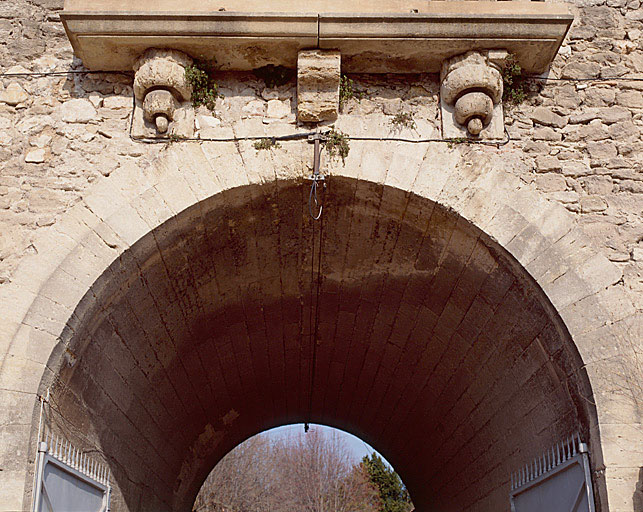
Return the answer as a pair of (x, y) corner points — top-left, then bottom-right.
(61, 1), (573, 74)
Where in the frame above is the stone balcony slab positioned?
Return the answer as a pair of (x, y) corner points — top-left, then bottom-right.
(61, 0), (573, 74)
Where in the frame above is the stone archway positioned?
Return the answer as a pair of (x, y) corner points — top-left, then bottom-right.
(0, 140), (638, 512)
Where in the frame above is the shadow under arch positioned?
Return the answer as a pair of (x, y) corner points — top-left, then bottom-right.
(34, 175), (601, 512)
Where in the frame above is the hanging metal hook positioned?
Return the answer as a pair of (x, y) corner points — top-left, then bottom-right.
(308, 176), (324, 220)
(307, 132), (325, 220)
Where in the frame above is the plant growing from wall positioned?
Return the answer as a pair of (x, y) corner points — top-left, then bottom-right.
(324, 128), (350, 163)
(339, 75), (363, 110)
(167, 133), (183, 143)
(502, 54), (527, 104)
(253, 65), (295, 88)
(390, 112), (416, 130)
(446, 137), (468, 149)
(253, 138), (281, 151)
(185, 61), (219, 111)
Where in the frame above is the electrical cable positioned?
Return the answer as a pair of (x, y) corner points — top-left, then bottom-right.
(529, 76), (643, 82)
(126, 86), (513, 148)
(305, 210), (316, 436)
(130, 132), (320, 144)
(345, 129), (511, 146)
(0, 69), (623, 147)
(305, 204), (325, 435)
(3, 68), (643, 81)
(305, 134), (326, 434)
(309, 194), (324, 424)
(129, 130), (512, 146)
(0, 70), (133, 78)
(124, 80), (514, 147)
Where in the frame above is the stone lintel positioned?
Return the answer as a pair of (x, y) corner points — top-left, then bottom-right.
(297, 50), (341, 123)
(61, 1), (573, 74)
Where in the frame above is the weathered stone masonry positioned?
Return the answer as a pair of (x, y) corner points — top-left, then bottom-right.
(0, 0), (642, 511)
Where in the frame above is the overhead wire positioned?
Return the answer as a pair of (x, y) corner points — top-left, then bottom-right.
(309, 186), (324, 428)
(5, 68), (636, 147)
(529, 75), (643, 82)
(305, 133), (326, 433)
(125, 88), (513, 147)
(130, 132), (512, 146)
(3, 68), (643, 81)
(305, 204), (316, 436)
(0, 70), (133, 78)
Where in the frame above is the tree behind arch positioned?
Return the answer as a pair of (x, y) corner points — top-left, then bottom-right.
(194, 430), (381, 512)
(361, 453), (413, 512)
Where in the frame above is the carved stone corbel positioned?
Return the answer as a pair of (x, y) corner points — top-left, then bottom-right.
(440, 50), (507, 139)
(131, 49), (195, 139)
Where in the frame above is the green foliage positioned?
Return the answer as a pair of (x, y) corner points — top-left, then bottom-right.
(361, 453), (413, 512)
(390, 112), (416, 130)
(446, 136), (468, 148)
(502, 54), (527, 104)
(324, 128), (350, 163)
(253, 65), (295, 88)
(253, 138), (281, 151)
(339, 75), (363, 110)
(185, 61), (219, 111)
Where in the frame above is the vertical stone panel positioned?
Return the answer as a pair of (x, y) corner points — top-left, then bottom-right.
(297, 50), (341, 123)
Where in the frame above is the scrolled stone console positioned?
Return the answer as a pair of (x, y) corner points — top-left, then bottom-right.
(440, 50), (507, 139)
(127, 46), (513, 139)
(131, 49), (195, 139)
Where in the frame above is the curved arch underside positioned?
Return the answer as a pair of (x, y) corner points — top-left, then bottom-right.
(50, 177), (593, 512)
